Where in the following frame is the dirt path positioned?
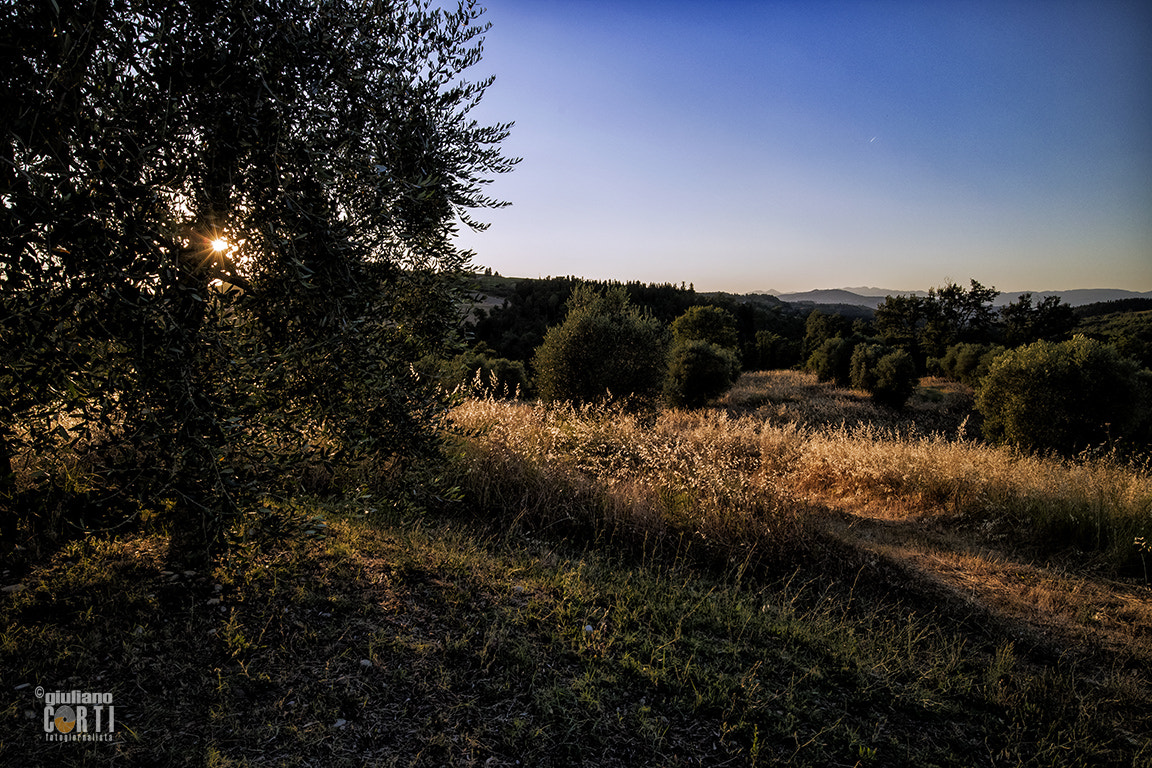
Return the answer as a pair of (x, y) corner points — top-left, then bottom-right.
(819, 502), (1152, 669)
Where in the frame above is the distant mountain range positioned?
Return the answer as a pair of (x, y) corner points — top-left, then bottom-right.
(763, 288), (1152, 309)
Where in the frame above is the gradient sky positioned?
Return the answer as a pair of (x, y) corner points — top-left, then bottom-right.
(453, 0), (1152, 294)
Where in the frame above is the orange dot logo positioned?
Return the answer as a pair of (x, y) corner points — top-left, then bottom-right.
(53, 705), (76, 733)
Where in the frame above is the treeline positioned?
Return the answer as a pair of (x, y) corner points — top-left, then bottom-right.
(798, 280), (1151, 453)
(1074, 297), (1152, 319)
(801, 280), (1151, 377)
(438, 277), (1151, 455)
(462, 276), (1152, 382)
(464, 276), (807, 371)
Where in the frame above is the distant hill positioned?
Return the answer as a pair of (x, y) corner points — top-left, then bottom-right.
(771, 289), (897, 309)
(475, 276), (1151, 317)
(1006, 289), (1152, 307)
(767, 287), (1152, 310)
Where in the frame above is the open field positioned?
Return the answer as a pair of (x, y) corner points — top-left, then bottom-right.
(2, 371), (1151, 766)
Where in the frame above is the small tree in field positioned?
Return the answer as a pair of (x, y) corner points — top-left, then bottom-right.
(670, 305), (739, 349)
(807, 335), (866, 387)
(871, 349), (919, 408)
(662, 306), (741, 407)
(664, 341), (741, 408)
(850, 344), (918, 408)
(532, 286), (667, 405)
(976, 337), (1150, 455)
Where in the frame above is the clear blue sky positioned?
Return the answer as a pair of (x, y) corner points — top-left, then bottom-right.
(454, 0), (1152, 294)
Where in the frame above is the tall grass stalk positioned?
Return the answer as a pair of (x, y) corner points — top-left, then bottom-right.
(450, 380), (1152, 572)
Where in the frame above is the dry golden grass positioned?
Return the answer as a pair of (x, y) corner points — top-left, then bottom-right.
(453, 372), (1150, 556)
(450, 397), (811, 568)
(449, 370), (1152, 664)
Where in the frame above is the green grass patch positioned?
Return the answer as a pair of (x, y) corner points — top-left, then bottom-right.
(3, 504), (1149, 766)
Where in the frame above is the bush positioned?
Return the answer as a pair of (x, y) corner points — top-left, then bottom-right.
(976, 337), (1151, 455)
(806, 335), (865, 386)
(664, 340), (741, 408)
(930, 343), (1004, 387)
(850, 344), (918, 408)
(532, 286), (667, 405)
(849, 343), (886, 392)
(670, 305), (739, 349)
(423, 346), (530, 398)
(871, 349), (919, 408)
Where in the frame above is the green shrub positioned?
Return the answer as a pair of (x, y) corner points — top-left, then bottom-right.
(850, 344), (918, 408)
(806, 335), (865, 386)
(532, 286), (667, 405)
(976, 337), (1151, 455)
(669, 305), (739, 349)
(871, 349), (919, 408)
(849, 343), (886, 392)
(664, 340), (741, 408)
(802, 310), (851, 360)
(930, 343), (1004, 387)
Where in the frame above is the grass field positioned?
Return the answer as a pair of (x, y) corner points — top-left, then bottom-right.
(2, 371), (1150, 766)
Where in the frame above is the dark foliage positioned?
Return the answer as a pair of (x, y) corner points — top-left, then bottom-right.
(929, 343), (1006, 388)
(468, 277), (806, 372)
(663, 340), (741, 408)
(976, 338), (1151, 456)
(750, 330), (802, 370)
(1074, 310), (1152, 370)
(420, 345), (530, 399)
(802, 310), (853, 362)
(1000, 293), (1076, 346)
(532, 286), (668, 405)
(875, 280), (1000, 370)
(1, 0), (515, 562)
(807, 335), (869, 387)
(669, 305), (739, 349)
(850, 344), (918, 408)
(1074, 298), (1152, 319)
(663, 306), (741, 408)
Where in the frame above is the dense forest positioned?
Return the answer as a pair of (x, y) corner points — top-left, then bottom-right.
(464, 274), (806, 372)
(462, 274), (1152, 377)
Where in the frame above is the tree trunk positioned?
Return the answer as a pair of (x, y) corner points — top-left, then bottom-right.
(0, 431), (18, 549)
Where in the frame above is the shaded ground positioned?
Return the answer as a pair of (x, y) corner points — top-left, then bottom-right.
(3, 371), (1150, 766)
(4, 509), (1150, 767)
(819, 501), (1152, 671)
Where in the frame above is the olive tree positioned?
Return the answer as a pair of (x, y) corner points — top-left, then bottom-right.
(663, 341), (740, 408)
(532, 286), (667, 405)
(669, 305), (739, 349)
(976, 338), (1150, 455)
(1, 0), (516, 562)
(664, 306), (741, 408)
(850, 344), (918, 408)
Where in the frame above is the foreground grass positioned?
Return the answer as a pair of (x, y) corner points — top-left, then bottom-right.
(452, 372), (1152, 576)
(3, 509), (1149, 767)
(3, 371), (1150, 765)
